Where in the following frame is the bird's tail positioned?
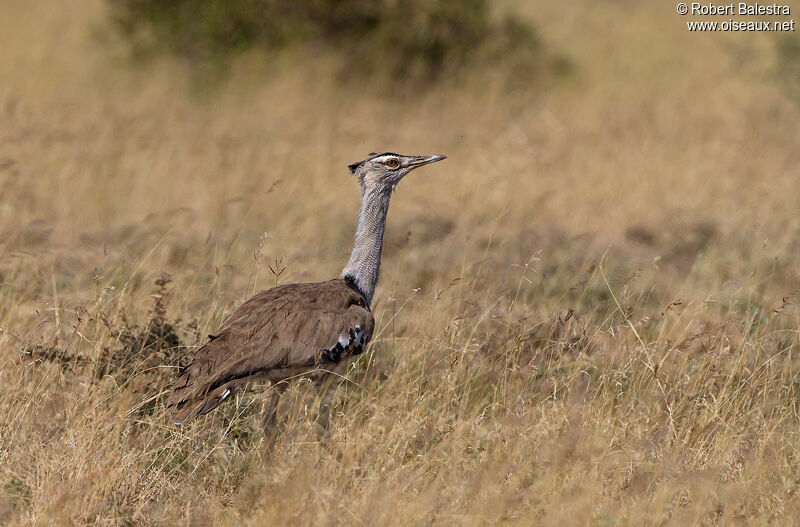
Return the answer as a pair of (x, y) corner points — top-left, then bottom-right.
(168, 380), (242, 425)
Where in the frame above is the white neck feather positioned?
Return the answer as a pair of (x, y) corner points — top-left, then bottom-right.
(340, 185), (392, 306)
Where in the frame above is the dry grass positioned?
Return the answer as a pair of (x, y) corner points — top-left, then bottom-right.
(1, 0), (799, 525)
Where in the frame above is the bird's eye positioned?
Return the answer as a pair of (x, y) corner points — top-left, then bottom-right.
(385, 159), (400, 168)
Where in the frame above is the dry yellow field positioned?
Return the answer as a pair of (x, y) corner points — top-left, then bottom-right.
(1, 0), (799, 525)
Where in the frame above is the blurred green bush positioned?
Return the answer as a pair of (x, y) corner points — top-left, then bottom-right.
(779, 35), (800, 98)
(108, 0), (547, 82)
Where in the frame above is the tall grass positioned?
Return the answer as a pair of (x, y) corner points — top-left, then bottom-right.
(1, 0), (799, 524)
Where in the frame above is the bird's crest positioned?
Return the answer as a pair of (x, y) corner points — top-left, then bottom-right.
(348, 161), (364, 175)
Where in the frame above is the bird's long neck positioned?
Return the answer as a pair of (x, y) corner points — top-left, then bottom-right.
(340, 185), (392, 306)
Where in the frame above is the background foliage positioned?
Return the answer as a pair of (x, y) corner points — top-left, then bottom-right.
(109, 0), (546, 82)
(779, 34), (800, 97)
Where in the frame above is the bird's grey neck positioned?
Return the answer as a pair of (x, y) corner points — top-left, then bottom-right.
(340, 185), (392, 306)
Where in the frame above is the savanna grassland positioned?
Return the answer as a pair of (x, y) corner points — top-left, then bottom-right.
(1, 0), (800, 524)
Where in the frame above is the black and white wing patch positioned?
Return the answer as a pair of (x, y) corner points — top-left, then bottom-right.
(321, 324), (371, 363)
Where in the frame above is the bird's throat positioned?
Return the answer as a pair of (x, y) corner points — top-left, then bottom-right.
(340, 186), (392, 306)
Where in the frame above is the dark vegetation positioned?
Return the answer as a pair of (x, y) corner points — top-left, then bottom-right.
(24, 276), (189, 384)
(779, 34), (800, 98)
(107, 0), (556, 83)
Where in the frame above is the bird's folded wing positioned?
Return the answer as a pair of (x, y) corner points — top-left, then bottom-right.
(166, 279), (373, 422)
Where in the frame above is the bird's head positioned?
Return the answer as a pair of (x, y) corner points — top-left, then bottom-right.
(348, 152), (446, 192)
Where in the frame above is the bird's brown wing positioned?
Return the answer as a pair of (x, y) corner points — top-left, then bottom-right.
(167, 278), (373, 423)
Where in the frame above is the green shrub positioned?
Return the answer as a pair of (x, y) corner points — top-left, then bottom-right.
(778, 34), (800, 97)
(108, 0), (547, 82)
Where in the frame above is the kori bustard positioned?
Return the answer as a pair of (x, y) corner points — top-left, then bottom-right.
(167, 152), (446, 423)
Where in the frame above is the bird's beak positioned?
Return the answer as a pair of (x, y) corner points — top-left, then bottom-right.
(408, 154), (447, 168)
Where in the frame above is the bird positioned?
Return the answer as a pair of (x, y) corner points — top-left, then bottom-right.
(166, 152), (446, 425)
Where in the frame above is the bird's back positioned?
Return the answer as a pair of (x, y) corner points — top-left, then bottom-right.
(167, 278), (373, 423)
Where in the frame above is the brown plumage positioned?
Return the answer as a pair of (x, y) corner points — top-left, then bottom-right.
(167, 278), (373, 423)
(166, 152), (446, 424)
